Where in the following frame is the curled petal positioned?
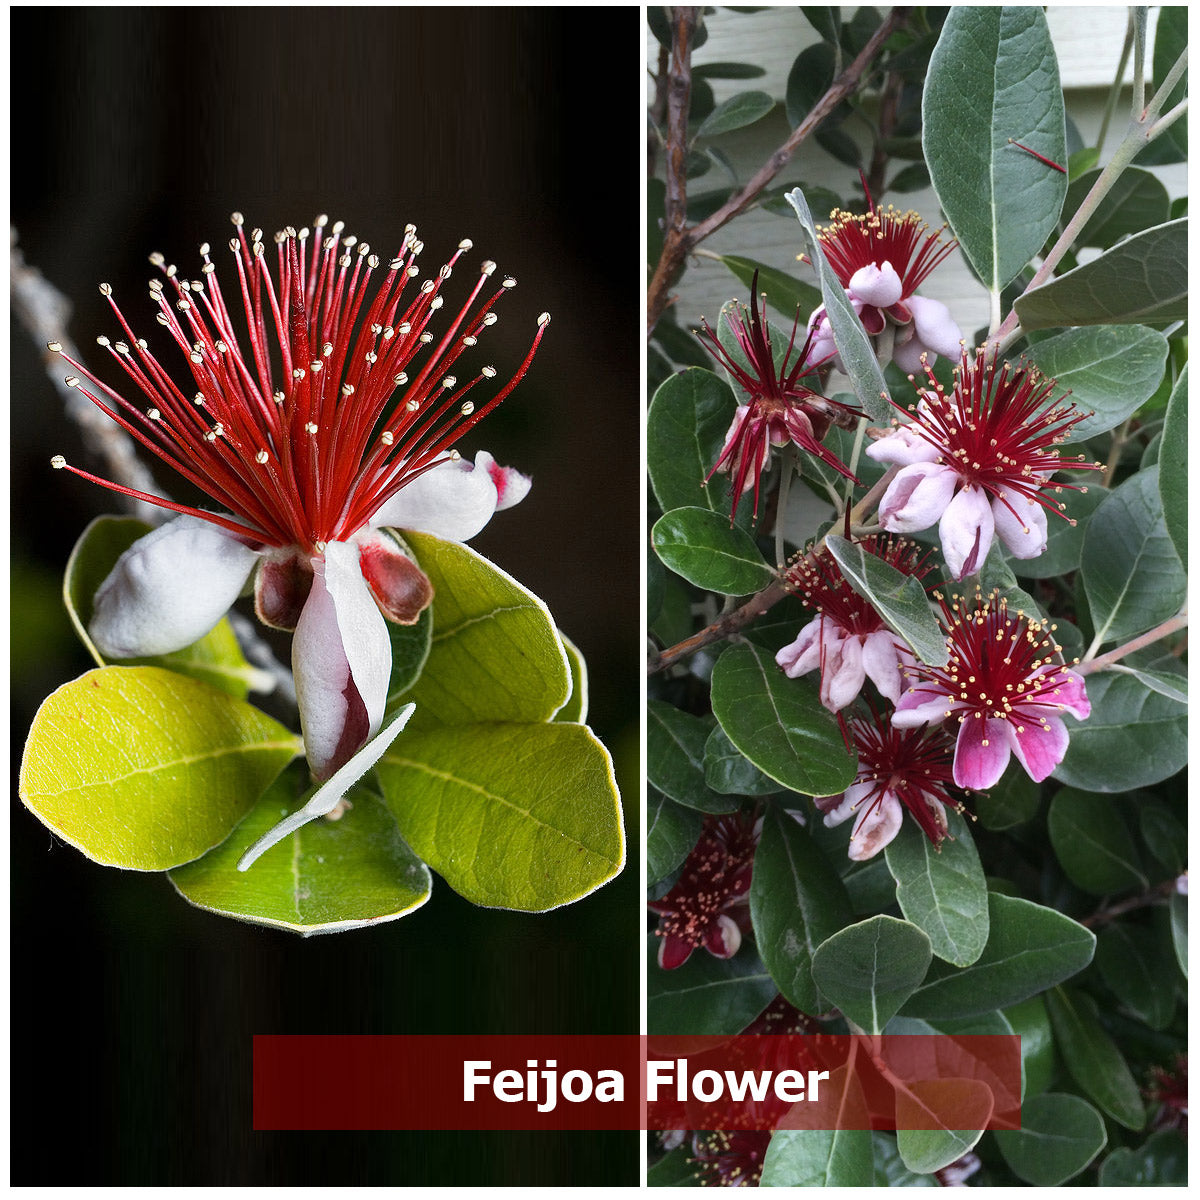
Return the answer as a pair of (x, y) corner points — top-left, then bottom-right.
(861, 629), (906, 703)
(952, 713), (1013, 790)
(891, 329), (931, 376)
(820, 630), (865, 711)
(370, 455), (500, 542)
(776, 618), (824, 678)
(473, 449), (531, 512)
(705, 914), (743, 959)
(908, 294), (963, 359)
(893, 682), (954, 729)
(939, 485), (995, 580)
(1049, 668), (1091, 720)
(1009, 713), (1070, 782)
(657, 933), (695, 971)
(849, 262), (904, 308)
(293, 541), (391, 781)
(848, 791), (903, 860)
(255, 548), (314, 631)
(90, 515), (260, 658)
(866, 424), (941, 468)
(991, 485), (1048, 560)
(878, 462), (959, 533)
(821, 780), (874, 828)
(354, 529), (434, 625)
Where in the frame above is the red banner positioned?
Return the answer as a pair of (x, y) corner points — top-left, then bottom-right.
(254, 1034), (1021, 1131)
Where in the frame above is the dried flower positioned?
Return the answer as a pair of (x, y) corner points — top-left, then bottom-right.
(867, 349), (1100, 580)
(893, 588), (1090, 790)
(696, 276), (858, 520)
(50, 213), (546, 803)
(777, 535), (935, 711)
(649, 810), (760, 970)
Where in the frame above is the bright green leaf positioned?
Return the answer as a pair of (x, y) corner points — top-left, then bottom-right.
(710, 642), (857, 797)
(652, 507), (774, 595)
(995, 1093), (1107, 1185)
(377, 721), (623, 911)
(555, 632), (589, 724)
(20, 666), (300, 870)
(896, 1104), (987, 1175)
(1047, 787), (1148, 894)
(169, 767), (431, 934)
(923, 7), (1067, 290)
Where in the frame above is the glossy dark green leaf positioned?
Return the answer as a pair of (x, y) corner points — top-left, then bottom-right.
(646, 368), (739, 516)
(786, 187), (892, 422)
(811, 915), (933, 1033)
(169, 768), (431, 935)
(1015, 218), (1188, 329)
(692, 60), (767, 80)
(648, 699), (737, 814)
(385, 603), (433, 713)
(1047, 787), (1148, 894)
(923, 6), (1066, 290)
(785, 41), (838, 129)
(800, 7), (841, 44)
(646, 1144), (700, 1187)
(1169, 892), (1187, 977)
(750, 805), (854, 1014)
(646, 940), (776, 1036)
(1095, 924), (1176, 1030)
(1023, 324), (1169, 443)
(871, 1133), (941, 1186)
(994, 1093), (1107, 1185)
(1139, 798), (1187, 876)
(377, 721), (623, 912)
(696, 90), (775, 139)
(652, 507), (774, 595)
(647, 789), (704, 887)
(1082, 466), (1186, 648)
(885, 808), (989, 968)
(1159, 365), (1187, 569)
(1137, 5), (1187, 163)
(710, 641), (857, 797)
(1045, 987), (1146, 1130)
(1055, 663), (1188, 792)
(1063, 167), (1171, 248)
(703, 724), (780, 796)
(1003, 995), (1054, 1098)
(717, 254), (822, 323)
(826, 535), (948, 666)
(1099, 1130), (1188, 1186)
(902, 893), (1094, 1019)
(761, 1128), (874, 1188)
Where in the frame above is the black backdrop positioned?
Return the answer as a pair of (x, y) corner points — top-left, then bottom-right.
(10, 7), (640, 1186)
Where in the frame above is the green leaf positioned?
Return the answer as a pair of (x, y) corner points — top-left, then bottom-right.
(800, 7), (841, 45)
(647, 789), (704, 887)
(646, 941), (776, 1036)
(1136, 5), (1188, 164)
(64, 515), (268, 699)
(703, 724), (780, 796)
(710, 642), (857, 797)
(1095, 924), (1176, 1030)
(885, 808), (989, 968)
(896, 1111), (986, 1176)
(376, 721), (623, 911)
(169, 766), (431, 934)
(1081, 466), (1187, 648)
(692, 60), (767, 81)
(1099, 1130), (1188, 1186)
(20, 665), (300, 870)
(786, 187), (892, 422)
(646, 1144), (700, 1187)
(761, 1129), (875, 1188)
(871, 1133), (941, 1186)
(786, 42), (838, 130)
(750, 805), (854, 1014)
(695, 90), (775, 138)
(811, 915), (932, 1034)
(1014, 218), (1189, 329)
(826, 535), (948, 666)
(385, 603), (433, 713)
(652, 507), (774, 595)
(973, 763), (1040, 830)
(1046, 787), (1148, 894)
(1169, 892), (1187, 977)
(1003, 995), (1055, 1098)
(554, 632), (589, 724)
(994, 1093), (1107, 1185)
(1139, 798), (1187, 876)
(1159, 365), (1187, 569)
(1055, 662), (1187, 792)
(717, 254), (822, 323)
(1045, 987), (1146, 1130)
(902, 893), (1094, 1019)
(648, 700), (737, 814)
(399, 532), (570, 730)
(1023, 325), (1169, 443)
(1064, 167), (1171, 248)
(923, 7), (1067, 291)
(647, 367), (739, 516)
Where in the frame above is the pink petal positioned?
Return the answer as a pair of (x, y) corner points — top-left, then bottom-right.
(861, 629), (905, 703)
(1009, 713), (1071, 782)
(849, 262), (904, 308)
(848, 792), (903, 860)
(822, 780), (874, 828)
(878, 462), (959, 533)
(90, 515), (260, 658)
(991, 485), (1049, 560)
(1049, 669), (1091, 720)
(776, 618), (824, 678)
(893, 683), (953, 728)
(908, 294), (963, 359)
(370, 455), (500, 542)
(939, 485), (995, 580)
(821, 631), (866, 711)
(953, 714), (1013, 790)
(866, 424), (941, 467)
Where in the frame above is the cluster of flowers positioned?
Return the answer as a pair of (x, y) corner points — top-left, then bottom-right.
(653, 194), (1100, 970)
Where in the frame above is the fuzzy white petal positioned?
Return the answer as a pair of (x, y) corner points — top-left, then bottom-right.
(877, 462), (958, 533)
(89, 515), (259, 658)
(908, 294), (963, 359)
(848, 792), (903, 860)
(939, 485), (995, 580)
(472, 450), (531, 512)
(866, 424), (940, 467)
(370, 456), (500, 541)
(849, 262), (903, 308)
(991, 486), (1049, 560)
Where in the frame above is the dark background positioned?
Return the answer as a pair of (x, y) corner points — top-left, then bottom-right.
(10, 7), (641, 1186)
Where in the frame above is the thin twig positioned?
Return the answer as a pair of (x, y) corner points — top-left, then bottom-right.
(1080, 877), (1179, 929)
(1078, 610), (1188, 674)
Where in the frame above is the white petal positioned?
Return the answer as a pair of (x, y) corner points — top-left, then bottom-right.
(89, 515), (259, 658)
(939, 485), (995, 580)
(822, 630), (865, 711)
(823, 780), (874, 828)
(292, 541), (391, 780)
(991, 486), (1048, 560)
(877, 462), (958, 533)
(849, 262), (903, 308)
(472, 450), (531, 512)
(866, 424), (940, 467)
(848, 792), (903, 860)
(237, 702), (416, 871)
(370, 456), (500, 541)
(908, 294), (963, 359)
(861, 629), (905, 703)
(891, 331), (931, 375)
(776, 618), (823, 678)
